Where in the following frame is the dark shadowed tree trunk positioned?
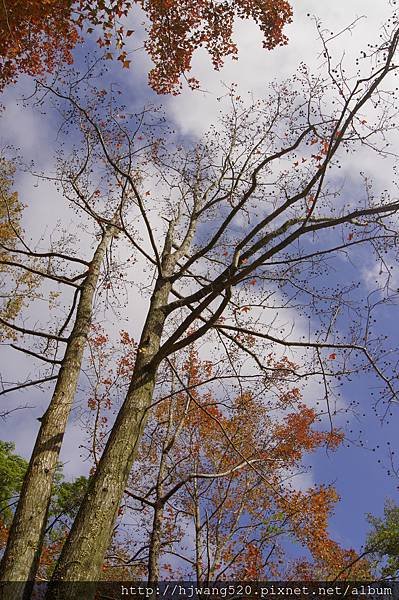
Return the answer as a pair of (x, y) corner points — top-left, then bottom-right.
(193, 471), (204, 584)
(147, 464), (166, 584)
(147, 397), (177, 583)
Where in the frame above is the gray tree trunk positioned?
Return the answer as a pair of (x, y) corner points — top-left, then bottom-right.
(147, 498), (164, 583)
(193, 475), (204, 584)
(147, 402), (173, 583)
(46, 276), (172, 600)
(0, 226), (115, 597)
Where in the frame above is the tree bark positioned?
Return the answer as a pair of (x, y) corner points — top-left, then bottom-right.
(147, 400), (174, 583)
(193, 475), (203, 584)
(0, 225), (115, 597)
(46, 275), (172, 600)
(147, 499), (164, 583)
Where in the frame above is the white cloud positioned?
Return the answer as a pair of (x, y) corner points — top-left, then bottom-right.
(166, 0), (395, 137)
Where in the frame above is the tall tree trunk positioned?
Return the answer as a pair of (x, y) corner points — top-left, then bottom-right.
(0, 225), (115, 597)
(193, 473), (203, 584)
(46, 276), (172, 600)
(147, 499), (164, 583)
(147, 398), (174, 583)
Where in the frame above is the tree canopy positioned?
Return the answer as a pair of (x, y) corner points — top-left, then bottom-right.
(366, 501), (399, 579)
(0, 0), (292, 93)
(0, 441), (27, 524)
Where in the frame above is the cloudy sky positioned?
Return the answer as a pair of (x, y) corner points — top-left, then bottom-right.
(1, 0), (399, 563)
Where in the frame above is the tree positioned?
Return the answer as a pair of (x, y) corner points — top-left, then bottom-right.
(0, 222), (117, 591)
(0, 159), (32, 343)
(0, 93), (166, 594)
(0, 438), (90, 586)
(0, 0), (78, 93)
(365, 501), (399, 580)
(80, 337), (354, 582)
(9, 17), (394, 596)
(0, 441), (27, 525)
(122, 350), (345, 582)
(287, 542), (372, 582)
(0, 0), (292, 93)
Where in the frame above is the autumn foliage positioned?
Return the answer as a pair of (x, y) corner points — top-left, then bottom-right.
(80, 336), (364, 580)
(0, 160), (37, 340)
(0, 0), (292, 93)
(0, 0), (78, 91)
(139, 0), (293, 92)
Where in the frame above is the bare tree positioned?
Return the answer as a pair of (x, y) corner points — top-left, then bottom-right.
(23, 18), (398, 597)
(0, 98), (155, 596)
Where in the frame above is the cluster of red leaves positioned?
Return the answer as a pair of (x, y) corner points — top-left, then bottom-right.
(37, 537), (66, 579)
(283, 487), (372, 581)
(141, 0), (293, 93)
(0, 0), (78, 91)
(291, 541), (372, 581)
(273, 404), (344, 463)
(1, 0), (292, 93)
(241, 543), (264, 579)
(0, 519), (8, 549)
(124, 347), (362, 580)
